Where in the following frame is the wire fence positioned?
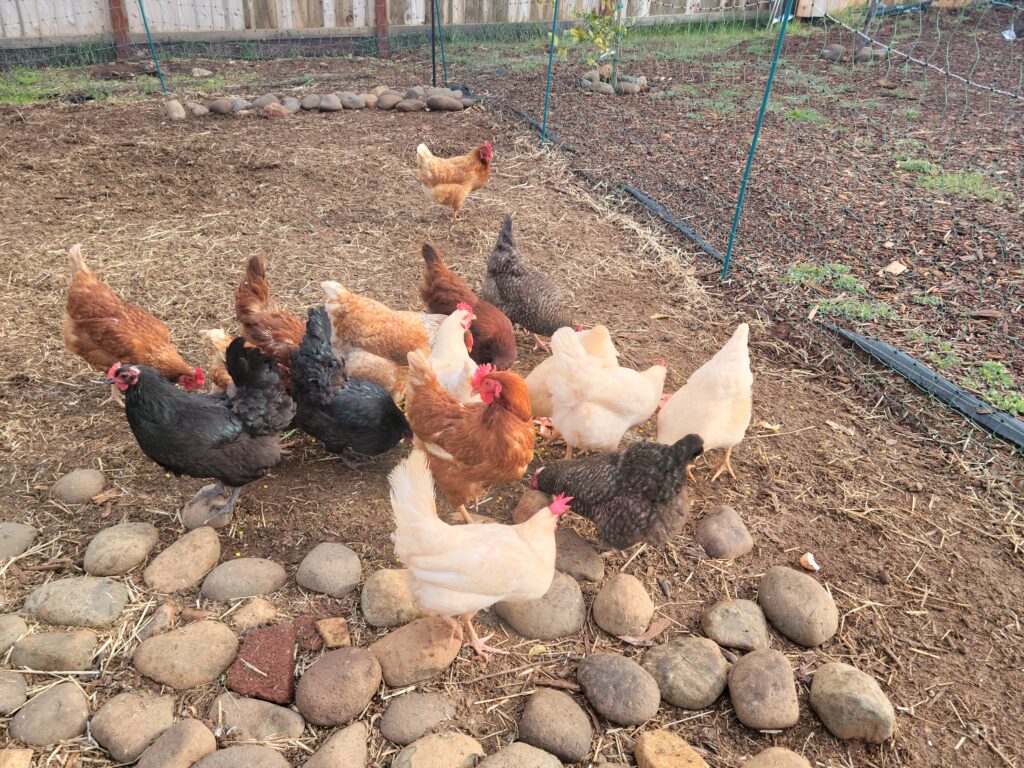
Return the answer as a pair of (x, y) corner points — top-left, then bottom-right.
(1, 0), (1022, 461)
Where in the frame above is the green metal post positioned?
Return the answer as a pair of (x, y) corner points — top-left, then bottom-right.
(611, 1), (624, 91)
(541, 0), (562, 144)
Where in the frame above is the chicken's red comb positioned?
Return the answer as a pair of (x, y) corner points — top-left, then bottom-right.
(106, 362), (123, 379)
(456, 302), (474, 315)
(193, 367), (206, 386)
(484, 140), (493, 151)
(549, 494), (573, 516)
(471, 364), (495, 390)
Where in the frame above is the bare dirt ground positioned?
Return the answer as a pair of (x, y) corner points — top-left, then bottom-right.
(0, 47), (1022, 768)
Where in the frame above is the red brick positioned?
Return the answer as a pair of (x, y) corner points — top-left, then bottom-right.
(225, 624), (296, 704)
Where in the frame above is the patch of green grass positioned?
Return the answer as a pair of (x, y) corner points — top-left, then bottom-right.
(965, 361), (1023, 415)
(903, 108), (921, 119)
(912, 293), (942, 307)
(919, 172), (1006, 203)
(787, 262), (844, 284)
(832, 273), (868, 294)
(816, 298), (894, 322)
(785, 107), (827, 124)
(0, 68), (47, 104)
(927, 342), (963, 371)
(897, 158), (942, 174)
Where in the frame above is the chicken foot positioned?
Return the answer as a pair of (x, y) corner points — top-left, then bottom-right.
(461, 612), (509, 660)
(184, 482), (241, 525)
(457, 505), (475, 525)
(710, 446), (737, 482)
(101, 384), (126, 408)
(531, 334), (551, 353)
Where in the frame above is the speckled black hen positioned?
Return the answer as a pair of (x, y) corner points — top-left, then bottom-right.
(479, 216), (575, 339)
(531, 435), (704, 549)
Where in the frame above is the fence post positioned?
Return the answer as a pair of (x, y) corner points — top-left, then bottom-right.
(540, 0), (561, 143)
(611, 1), (624, 92)
(721, 0), (793, 279)
(375, 0), (389, 57)
(136, 0), (167, 97)
(433, 0), (448, 85)
(106, 0), (131, 59)
(430, 0), (437, 85)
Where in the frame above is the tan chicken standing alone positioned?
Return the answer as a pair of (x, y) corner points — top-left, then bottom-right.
(416, 141), (493, 218)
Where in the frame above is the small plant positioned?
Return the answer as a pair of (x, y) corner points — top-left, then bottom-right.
(816, 298), (894, 322)
(554, 7), (632, 67)
(832, 273), (868, 294)
(912, 293), (942, 307)
(927, 342), (962, 371)
(965, 361), (1023, 415)
(904, 108), (921, 119)
(784, 107), (827, 124)
(787, 262), (865, 294)
(919, 172), (1005, 203)
(897, 158), (942, 174)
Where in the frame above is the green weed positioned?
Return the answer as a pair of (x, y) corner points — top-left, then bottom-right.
(897, 158), (942, 174)
(785, 107), (827, 124)
(816, 298), (894, 321)
(919, 172), (1006, 203)
(965, 361), (1023, 415)
(912, 293), (942, 307)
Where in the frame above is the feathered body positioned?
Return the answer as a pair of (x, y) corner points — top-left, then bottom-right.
(64, 244), (204, 390)
(547, 327), (666, 454)
(430, 304), (479, 404)
(405, 349), (534, 511)
(112, 339), (295, 488)
(235, 254), (305, 388)
(416, 141), (492, 217)
(291, 307), (409, 457)
(526, 325), (618, 418)
(201, 329), (236, 391)
(532, 435), (703, 549)
(419, 244), (517, 371)
(479, 217), (574, 337)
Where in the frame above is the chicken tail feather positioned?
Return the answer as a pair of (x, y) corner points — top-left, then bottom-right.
(672, 434), (705, 468)
(68, 243), (89, 276)
(290, 307), (341, 407)
(389, 448), (439, 528)
(406, 348), (436, 389)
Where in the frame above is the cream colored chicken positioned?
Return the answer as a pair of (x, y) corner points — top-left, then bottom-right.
(525, 325), (618, 418)
(546, 326), (666, 459)
(201, 329), (235, 392)
(657, 322), (752, 481)
(389, 449), (571, 659)
(430, 303), (479, 404)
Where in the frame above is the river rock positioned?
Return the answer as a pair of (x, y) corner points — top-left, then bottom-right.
(578, 654), (660, 725)
(251, 93), (279, 109)
(479, 743), (562, 768)
(461, 98), (476, 108)
(405, 86), (426, 98)
(300, 94), (321, 110)
(209, 692), (305, 741)
(581, 70), (600, 82)
(231, 597), (277, 630)
(592, 574), (654, 636)
(225, 623), (296, 704)
(23, 576), (127, 628)
(0, 751), (32, 768)
(306, 721), (368, 768)
(138, 719), (217, 768)
(297, 542), (361, 598)
(495, 572), (585, 640)
(186, 100), (209, 116)
(426, 95), (464, 111)
(295, 648), (381, 726)
(317, 617), (350, 648)
(144, 526), (221, 593)
(518, 688), (591, 762)
(370, 616), (462, 687)
(84, 522), (159, 576)
(9, 682), (88, 746)
(194, 745), (289, 768)
(361, 569), (426, 627)
(820, 43), (846, 61)
(0, 614), (28, 652)
(635, 729), (705, 768)
(853, 45), (875, 63)
(810, 662), (894, 742)
(165, 99), (186, 121)
(642, 637), (729, 710)
(615, 81), (641, 95)
(377, 93), (403, 110)
(393, 733), (484, 768)
(0, 670), (27, 715)
(555, 529), (604, 581)
(728, 649), (798, 730)
(0, 523), (37, 559)
(139, 603), (178, 640)
(340, 92), (366, 109)
(202, 558), (287, 601)
(696, 506), (752, 559)
(380, 692), (455, 745)
(208, 98), (232, 114)
(362, 94), (378, 108)
(91, 693), (174, 762)
(11, 630), (97, 671)
(758, 566), (838, 647)
(397, 98), (426, 112)
(134, 620), (238, 689)
(745, 747), (812, 767)
(320, 94), (343, 111)
(593, 82), (615, 95)
(52, 469), (105, 503)
(281, 96), (300, 113)
(701, 599), (770, 651)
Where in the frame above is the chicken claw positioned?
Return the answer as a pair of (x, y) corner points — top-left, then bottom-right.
(101, 384), (126, 408)
(461, 613), (509, 660)
(532, 334), (551, 353)
(709, 446), (737, 482)
(184, 482), (241, 526)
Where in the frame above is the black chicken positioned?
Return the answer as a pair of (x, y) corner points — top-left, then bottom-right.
(479, 216), (575, 350)
(108, 337), (295, 517)
(290, 306), (410, 465)
(531, 435), (704, 549)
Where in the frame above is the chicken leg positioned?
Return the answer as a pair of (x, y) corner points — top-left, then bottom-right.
(184, 482), (241, 525)
(101, 384), (126, 408)
(532, 334), (551, 353)
(457, 505), (475, 525)
(710, 446), (737, 482)
(461, 612), (509, 660)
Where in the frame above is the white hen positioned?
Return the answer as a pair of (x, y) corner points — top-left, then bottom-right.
(430, 303), (479, 404)
(390, 449), (570, 658)
(525, 325), (619, 418)
(657, 323), (752, 481)
(547, 327), (666, 458)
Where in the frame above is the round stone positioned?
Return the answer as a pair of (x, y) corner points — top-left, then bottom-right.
(728, 649), (799, 730)
(340, 92), (366, 109)
(11, 630), (97, 672)
(201, 558), (287, 601)
(0, 670), (27, 715)
(51, 468), (105, 503)
(91, 693), (174, 762)
(577, 654), (660, 726)
(306, 722), (369, 768)
(518, 688), (591, 762)
(281, 96), (300, 113)
(592, 574), (654, 637)
(615, 82), (641, 95)
(0, 522), (38, 559)
(396, 98), (426, 112)
(635, 729), (706, 768)
(165, 99), (186, 121)
(186, 100), (209, 116)
(144, 526), (221, 593)
(194, 745), (289, 768)
(231, 597), (278, 631)
(300, 94), (322, 110)
(426, 95), (463, 111)
(208, 98), (233, 115)
(393, 733), (484, 768)
(133, 620), (238, 689)
(380, 692), (455, 745)
(701, 599), (770, 651)
(745, 747), (812, 768)
(494, 572), (586, 640)
(138, 719), (217, 768)
(23, 576), (128, 628)
(251, 93), (279, 109)
(810, 662), (895, 742)
(9, 682), (89, 746)
(555, 529), (604, 582)
(695, 506), (752, 559)
(262, 103), (291, 118)
(84, 522), (159, 576)
(361, 569), (426, 627)
(479, 743), (562, 768)
(0, 614), (29, 653)
(642, 637), (729, 710)
(208, 692), (305, 741)
(758, 566), (839, 647)
(295, 647), (381, 726)
(369, 616), (462, 687)
(319, 94), (343, 112)
(139, 603), (178, 640)
(377, 93), (402, 110)
(593, 82), (615, 95)
(297, 543), (361, 598)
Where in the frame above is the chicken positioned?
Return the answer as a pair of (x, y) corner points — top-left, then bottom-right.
(416, 141), (493, 218)
(64, 244), (205, 405)
(405, 349), (535, 523)
(546, 327), (666, 458)
(479, 216), (574, 350)
(657, 323), (752, 481)
(291, 307), (410, 464)
(235, 254), (305, 388)
(430, 303), (479, 403)
(531, 435), (703, 549)
(390, 448), (571, 657)
(525, 325), (618, 419)
(201, 329), (235, 392)
(108, 338), (295, 520)
(419, 244), (517, 370)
